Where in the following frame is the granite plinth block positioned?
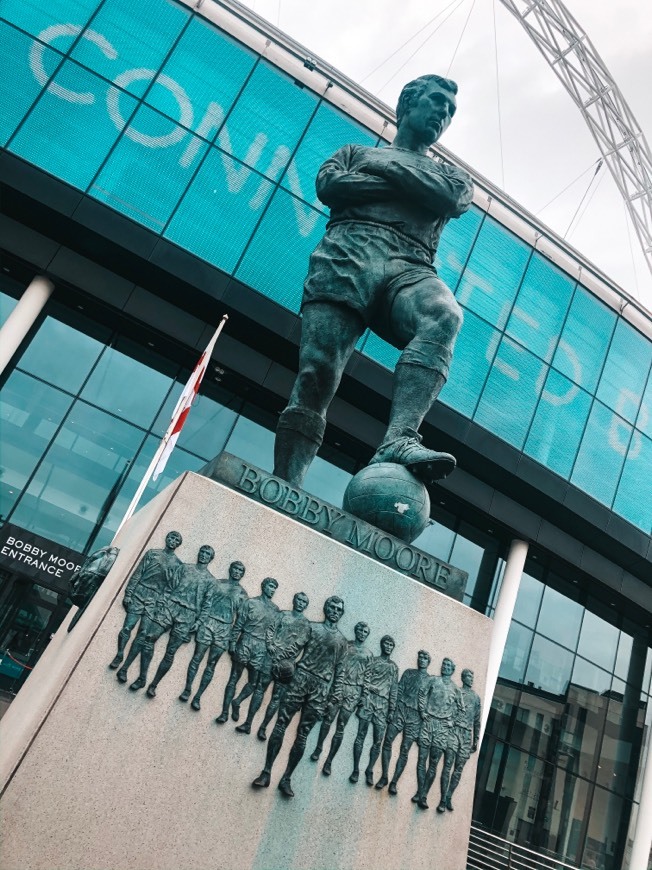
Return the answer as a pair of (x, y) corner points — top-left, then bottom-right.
(0, 471), (492, 870)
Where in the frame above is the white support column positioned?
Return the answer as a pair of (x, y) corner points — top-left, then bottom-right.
(480, 538), (529, 742)
(0, 275), (54, 376)
(629, 725), (652, 870)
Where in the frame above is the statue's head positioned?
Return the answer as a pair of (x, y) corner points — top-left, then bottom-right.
(440, 657), (456, 676)
(354, 621), (370, 642)
(293, 591), (309, 612)
(461, 668), (474, 687)
(165, 530), (182, 549)
(229, 560), (245, 581)
(198, 545), (215, 564)
(380, 634), (395, 655)
(261, 577), (279, 597)
(323, 595), (345, 623)
(417, 649), (431, 668)
(396, 74), (458, 145)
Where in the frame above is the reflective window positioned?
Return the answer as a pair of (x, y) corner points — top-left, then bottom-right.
(597, 690), (647, 797)
(303, 455), (352, 506)
(223, 60), (318, 181)
(612, 431), (652, 532)
(93, 433), (206, 548)
(582, 787), (630, 870)
(436, 206), (483, 292)
(152, 380), (240, 459)
(636, 367), (652, 439)
(15, 314), (107, 394)
(474, 337), (546, 449)
(487, 681), (520, 742)
(165, 145), (273, 273)
(224, 414), (275, 472)
(235, 188), (327, 313)
(412, 509), (456, 563)
(552, 286), (616, 394)
(358, 332), (400, 371)
(577, 605), (619, 674)
(524, 370), (592, 478)
(597, 318), (652, 423)
(506, 252), (575, 363)
(0, 288), (19, 323)
(525, 634), (574, 695)
(9, 400), (146, 550)
(571, 401), (630, 507)
(448, 524), (486, 600)
(148, 16), (256, 138)
(0, 0), (99, 39)
(1, 23), (51, 146)
(537, 582), (583, 651)
(282, 101), (377, 210)
(512, 570), (544, 628)
(561, 678), (609, 783)
(0, 371), (73, 518)
(71, 0), (189, 97)
(81, 339), (175, 428)
(499, 621), (533, 683)
(510, 687), (563, 761)
(90, 105), (209, 231)
(441, 309), (499, 417)
(455, 217), (531, 330)
(9, 61), (135, 190)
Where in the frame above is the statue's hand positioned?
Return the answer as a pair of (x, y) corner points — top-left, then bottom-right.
(471, 741), (478, 753)
(122, 597), (131, 611)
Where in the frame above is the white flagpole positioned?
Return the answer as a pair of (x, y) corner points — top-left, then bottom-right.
(113, 315), (229, 539)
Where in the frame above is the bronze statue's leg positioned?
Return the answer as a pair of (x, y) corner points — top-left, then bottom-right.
(274, 302), (364, 487)
(323, 707), (351, 774)
(180, 642), (208, 701)
(147, 633), (184, 697)
(216, 661), (245, 722)
(236, 673), (271, 733)
(446, 755), (465, 810)
(365, 720), (384, 784)
(278, 706), (321, 797)
(258, 681), (285, 739)
(378, 723), (400, 786)
(111, 610), (140, 668)
(350, 718), (369, 782)
(390, 733), (414, 788)
(438, 747), (455, 812)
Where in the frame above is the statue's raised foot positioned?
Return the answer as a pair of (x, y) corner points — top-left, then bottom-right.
(370, 431), (455, 484)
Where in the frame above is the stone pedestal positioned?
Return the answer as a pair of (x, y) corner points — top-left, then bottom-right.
(0, 469), (492, 870)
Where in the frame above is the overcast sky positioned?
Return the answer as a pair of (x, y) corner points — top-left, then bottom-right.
(238, 0), (652, 312)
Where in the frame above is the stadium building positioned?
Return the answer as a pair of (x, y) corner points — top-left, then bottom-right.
(0, 0), (650, 866)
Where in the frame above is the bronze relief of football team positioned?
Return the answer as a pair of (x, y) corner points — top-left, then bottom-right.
(109, 532), (481, 814)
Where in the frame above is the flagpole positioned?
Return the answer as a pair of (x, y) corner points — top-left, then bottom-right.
(112, 314), (229, 540)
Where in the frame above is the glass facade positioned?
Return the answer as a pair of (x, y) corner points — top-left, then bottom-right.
(478, 559), (652, 868)
(1, 0), (650, 533)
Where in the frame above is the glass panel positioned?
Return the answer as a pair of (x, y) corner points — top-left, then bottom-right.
(80, 339), (175, 428)
(148, 16), (256, 139)
(235, 188), (327, 313)
(636, 366), (652, 439)
(223, 59), (318, 181)
(582, 787), (631, 870)
(577, 605), (619, 674)
(0, 288), (20, 323)
(597, 689), (647, 798)
(552, 285), (616, 394)
(510, 686), (561, 761)
(448, 525), (485, 600)
(152, 380), (240, 459)
(359, 332), (400, 371)
(92, 436), (206, 549)
(436, 206), (483, 292)
(474, 336), (546, 449)
(536, 583), (583, 651)
(411, 508), (456, 563)
(89, 104), (209, 231)
(506, 252), (575, 362)
(0, 23), (52, 146)
(486, 680), (520, 742)
(525, 634), (574, 695)
(596, 318), (651, 423)
(164, 145), (273, 273)
(224, 414), (275, 472)
(612, 431), (652, 532)
(71, 0), (189, 97)
(282, 101), (377, 210)
(441, 309), (499, 417)
(561, 674), (609, 782)
(512, 570), (544, 628)
(0, 372), (73, 518)
(15, 314), (107, 393)
(571, 401), (630, 507)
(455, 216), (531, 330)
(524, 370), (592, 478)
(9, 61), (135, 190)
(302, 455), (353, 506)
(498, 621), (533, 683)
(9, 401), (146, 550)
(0, 0), (99, 39)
